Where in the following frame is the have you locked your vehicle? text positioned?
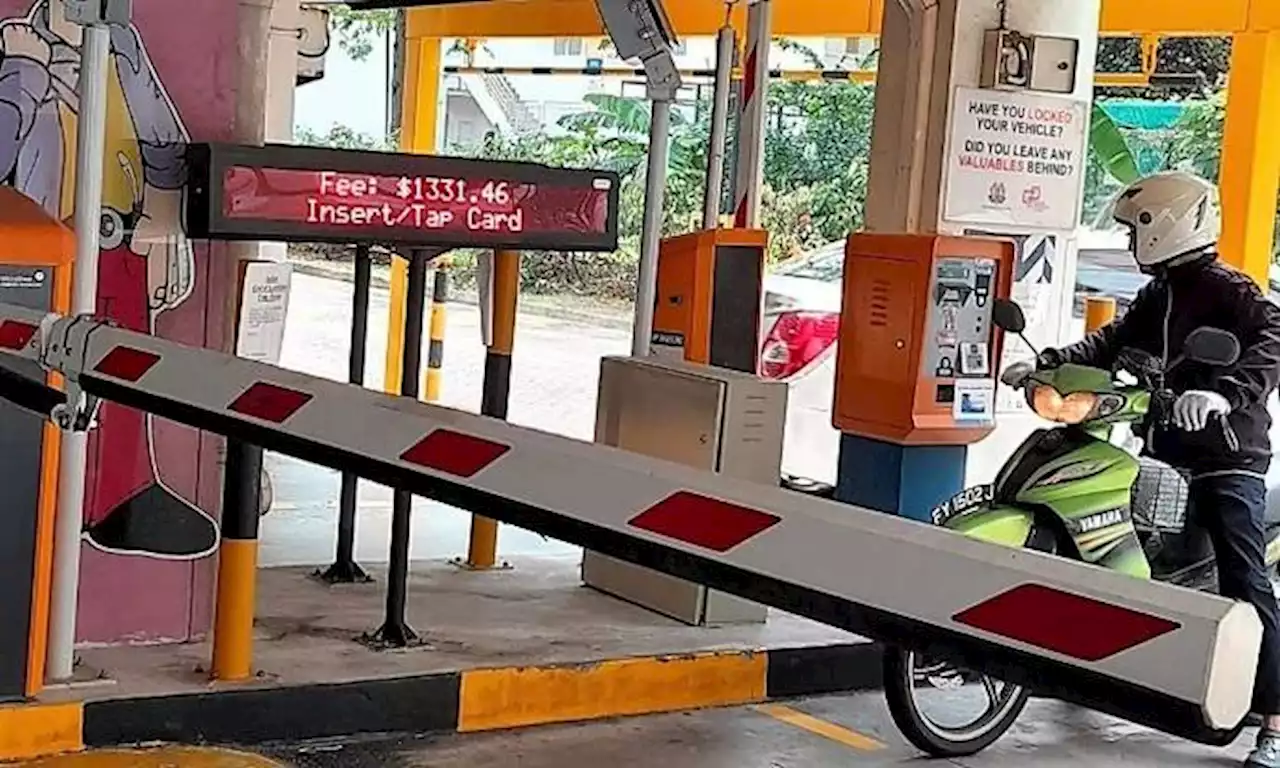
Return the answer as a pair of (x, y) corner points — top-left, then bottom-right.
(220, 167), (616, 235)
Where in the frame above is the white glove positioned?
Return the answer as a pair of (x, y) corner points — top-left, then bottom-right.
(1172, 390), (1231, 432)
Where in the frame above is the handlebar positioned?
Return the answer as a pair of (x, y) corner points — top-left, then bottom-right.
(1150, 388), (1240, 453)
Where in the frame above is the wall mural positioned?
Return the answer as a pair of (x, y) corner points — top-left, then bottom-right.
(0, 0), (236, 642)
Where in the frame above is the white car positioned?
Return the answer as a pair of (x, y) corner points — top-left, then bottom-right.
(760, 241), (845, 483)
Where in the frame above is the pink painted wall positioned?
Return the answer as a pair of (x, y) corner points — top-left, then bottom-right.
(0, 0), (240, 643)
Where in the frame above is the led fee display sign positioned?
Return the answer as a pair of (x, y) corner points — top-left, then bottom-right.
(184, 143), (621, 251)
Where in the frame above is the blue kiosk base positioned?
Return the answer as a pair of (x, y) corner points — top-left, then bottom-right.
(834, 433), (967, 523)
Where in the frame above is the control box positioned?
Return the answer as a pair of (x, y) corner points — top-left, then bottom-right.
(0, 187), (74, 701)
(833, 233), (1015, 445)
(584, 355), (785, 625)
(650, 228), (767, 374)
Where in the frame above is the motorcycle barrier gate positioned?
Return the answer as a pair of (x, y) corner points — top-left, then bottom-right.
(0, 300), (1263, 746)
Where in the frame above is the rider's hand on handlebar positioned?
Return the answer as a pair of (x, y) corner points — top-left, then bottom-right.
(1171, 390), (1231, 432)
(1036, 348), (1066, 371)
(1000, 362), (1035, 388)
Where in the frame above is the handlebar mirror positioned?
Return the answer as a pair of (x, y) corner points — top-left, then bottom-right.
(992, 299), (1026, 334)
(1184, 327), (1241, 367)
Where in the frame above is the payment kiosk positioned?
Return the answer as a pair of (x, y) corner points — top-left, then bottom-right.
(832, 233), (1015, 521)
(647, 228), (768, 373)
(0, 188), (73, 700)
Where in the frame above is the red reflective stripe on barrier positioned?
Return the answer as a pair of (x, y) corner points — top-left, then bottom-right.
(628, 491), (781, 553)
(400, 429), (510, 478)
(228, 382), (313, 424)
(953, 583), (1181, 662)
(0, 320), (37, 351)
(93, 346), (161, 382)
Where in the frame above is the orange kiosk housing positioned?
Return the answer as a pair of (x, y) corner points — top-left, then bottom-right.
(832, 233), (1015, 521)
(0, 187), (73, 700)
(650, 228), (768, 373)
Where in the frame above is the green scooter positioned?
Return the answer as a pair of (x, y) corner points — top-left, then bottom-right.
(883, 299), (1280, 758)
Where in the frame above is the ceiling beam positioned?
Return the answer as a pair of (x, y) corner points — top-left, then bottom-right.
(406, 0), (1277, 39)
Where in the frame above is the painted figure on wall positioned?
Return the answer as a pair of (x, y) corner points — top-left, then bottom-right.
(0, 0), (218, 558)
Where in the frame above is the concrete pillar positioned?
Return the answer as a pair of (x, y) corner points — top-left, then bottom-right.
(1219, 32), (1280, 287)
(260, 0), (300, 265)
(265, 0), (300, 144)
(857, 0), (1103, 490)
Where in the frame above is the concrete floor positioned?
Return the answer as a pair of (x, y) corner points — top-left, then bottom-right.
(16, 691), (1260, 767)
(70, 555), (855, 699)
(256, 691), (1259, 767)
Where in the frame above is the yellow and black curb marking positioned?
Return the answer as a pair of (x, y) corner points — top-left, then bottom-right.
(0, 642), (879, 760)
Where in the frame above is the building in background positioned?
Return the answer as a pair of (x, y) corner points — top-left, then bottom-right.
(440, 35), (879, 148)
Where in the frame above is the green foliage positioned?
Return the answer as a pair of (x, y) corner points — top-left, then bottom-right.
(1164, 91), (1226, 181)
(294, 124), (392, 151)
(434, 77), (876, 297)
(1095, 37), (1231, 100)
(301, 30), (1273, 290)
(1081, 98), (1222, 226)
(1088, 104), (1140, 186)
(328, 5), (397, 62)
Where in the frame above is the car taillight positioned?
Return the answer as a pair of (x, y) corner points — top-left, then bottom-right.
(759, 311), (840, 381)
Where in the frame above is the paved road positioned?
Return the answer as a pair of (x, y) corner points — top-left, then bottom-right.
(15, 691), (1264, 766)
(261, 273), (840, 568)
(256, 690), (1259, 767)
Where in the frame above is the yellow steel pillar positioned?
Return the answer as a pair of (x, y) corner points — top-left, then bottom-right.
(385, 35), (444, 395)
(466, 250), (519, 570)
(1218, 31), (1280, 287)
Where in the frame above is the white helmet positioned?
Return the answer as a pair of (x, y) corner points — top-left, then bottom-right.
(1112, 171), (1221, 269)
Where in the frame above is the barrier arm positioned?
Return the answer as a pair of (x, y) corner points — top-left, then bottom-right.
(0, 303), (1262, 744)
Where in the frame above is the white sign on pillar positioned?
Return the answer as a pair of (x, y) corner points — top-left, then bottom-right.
(236, 262), (293, 365)
(944, 87), (1088, 231)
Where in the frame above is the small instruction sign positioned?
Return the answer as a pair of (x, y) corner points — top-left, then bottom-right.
(943, 87), (1088, 231)
(236, 261), (292, 365)
(954, 379), (996, 424)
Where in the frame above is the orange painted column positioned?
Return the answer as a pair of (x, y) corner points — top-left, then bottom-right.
(1219, 32), (1280, 286)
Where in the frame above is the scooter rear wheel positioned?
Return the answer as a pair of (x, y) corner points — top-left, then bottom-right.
(882, 646), (1030, 757)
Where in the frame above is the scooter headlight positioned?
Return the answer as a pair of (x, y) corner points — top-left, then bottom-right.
(1029, 385), (1098, 425)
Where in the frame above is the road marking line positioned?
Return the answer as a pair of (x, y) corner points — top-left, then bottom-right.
(753, 704), (886, 752)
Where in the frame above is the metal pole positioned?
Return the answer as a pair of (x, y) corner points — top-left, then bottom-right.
(47, 22), (112, 683)
(703, 26), (736, 230)
(631, 98), (673, 357)
(732, 0), (772, 229)
(423, 260), (449, 403)
(320, 245), (372, 584)
(211, 439), (263, 681)
(370, 249), (428, 648)
(462, 250), (517, 571)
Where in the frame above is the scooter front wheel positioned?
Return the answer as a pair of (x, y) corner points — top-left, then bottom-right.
(882, 645), (1030, 757)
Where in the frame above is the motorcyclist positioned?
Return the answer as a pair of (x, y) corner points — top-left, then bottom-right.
(1036, 171), (1280, 767)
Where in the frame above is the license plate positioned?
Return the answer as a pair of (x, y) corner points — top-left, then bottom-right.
(930, 484), (994, 526)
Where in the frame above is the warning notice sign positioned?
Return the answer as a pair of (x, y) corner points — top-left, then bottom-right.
(943, 87), (1088, 231)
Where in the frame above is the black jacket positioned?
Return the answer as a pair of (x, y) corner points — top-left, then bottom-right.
(1051, 254), (1280, 476)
